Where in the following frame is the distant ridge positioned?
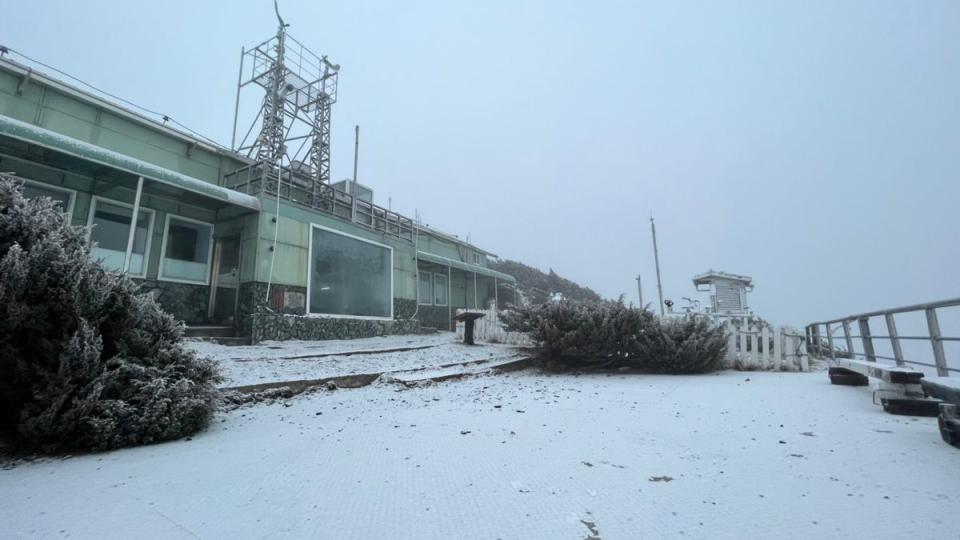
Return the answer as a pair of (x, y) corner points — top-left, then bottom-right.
(490, 259), (603, 305)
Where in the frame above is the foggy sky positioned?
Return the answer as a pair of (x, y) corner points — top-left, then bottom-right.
(3, 0), (959, 326)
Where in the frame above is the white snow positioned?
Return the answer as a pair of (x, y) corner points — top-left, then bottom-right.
(2, 369), (958, 539)
(187, 334), (524, 388)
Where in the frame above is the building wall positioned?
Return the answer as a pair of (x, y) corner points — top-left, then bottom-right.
(253, 198), (419, 303)
(0, 64), (248, 187)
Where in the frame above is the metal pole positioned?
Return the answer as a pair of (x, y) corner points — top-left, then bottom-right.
(494, 277), (498, 310)
(884, 313), (905, 366)
(925, 308), (949, 376)
(650, 216), (664, 315)
(351, 124), (359, 221)
(636, 274), (643, 307)
(858, 318), (876, 362)
(447, 266), (452, 331)
(842, 320), (854, 358)
(122, 176), (144, 274)
(230, 47), (244, 151)
(825, 322), (835, 359)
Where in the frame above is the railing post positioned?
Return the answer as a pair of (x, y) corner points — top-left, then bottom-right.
(761, 326), (770, 368)
(842, 320), (854, 359)
(884, 313), (905, 367)
(811, 325), (822, 357)
(858, 318), (876, 362)
(824, 322), (835, 359)
(925, 308), (949, 377)
(773, 326), (782, 370)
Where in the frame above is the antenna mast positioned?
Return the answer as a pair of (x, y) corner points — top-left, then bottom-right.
(651, 216), (665, 316)
(233, 0), (340, 201)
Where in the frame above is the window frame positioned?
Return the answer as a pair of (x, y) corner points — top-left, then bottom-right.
(22, 179), (77, 222)
(86, 195), (155, 279)
(418, 270), (433, 305)
(158, 213), (215, 286)
(432, 272), (448, 307)
(307, 223), (395, 321)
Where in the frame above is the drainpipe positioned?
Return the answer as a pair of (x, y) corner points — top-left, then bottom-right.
(122, 176), (144, 274)
(447, 265), (452, 331)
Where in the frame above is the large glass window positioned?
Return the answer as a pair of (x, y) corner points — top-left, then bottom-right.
(418, 272), (433, 305)
(22, 181), (74, 218)
(309, 226), (393, 318)
(433, 273), (448, 306)
(160, 215), (213, 284)
(88, 198), (152, 277)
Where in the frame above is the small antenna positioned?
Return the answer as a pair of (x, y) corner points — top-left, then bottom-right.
(274, 0), (289, 27)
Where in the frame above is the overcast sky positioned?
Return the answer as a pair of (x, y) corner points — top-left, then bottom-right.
(3, 0), (959, 326)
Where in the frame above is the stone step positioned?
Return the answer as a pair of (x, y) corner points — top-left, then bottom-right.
(185, 325), (236, 338)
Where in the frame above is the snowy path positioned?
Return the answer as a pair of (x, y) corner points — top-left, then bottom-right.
(187, 334), (523, 388)
(2, 371), (958, 539)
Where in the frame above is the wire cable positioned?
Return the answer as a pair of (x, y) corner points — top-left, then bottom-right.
(0, 46), (227, 150)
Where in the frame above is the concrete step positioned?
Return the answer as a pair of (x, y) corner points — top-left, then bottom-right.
(185, 325), (236, 338)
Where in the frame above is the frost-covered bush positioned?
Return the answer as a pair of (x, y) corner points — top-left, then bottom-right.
(502, 299), (657, 369)
(633, 316), (729, 374)
(503, 300), (727, 373)
(0, 175), (221, 452)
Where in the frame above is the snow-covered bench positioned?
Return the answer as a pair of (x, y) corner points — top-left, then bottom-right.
(828, 358), (940, 416)
(920, 377), (960, 447)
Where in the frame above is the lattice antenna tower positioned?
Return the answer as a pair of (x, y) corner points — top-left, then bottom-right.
(231, 1), (340, 195)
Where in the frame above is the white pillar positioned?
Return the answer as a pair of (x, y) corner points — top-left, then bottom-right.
(122, 176), (144, 274)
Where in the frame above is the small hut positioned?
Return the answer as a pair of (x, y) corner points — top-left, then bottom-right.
(692, 270), (754, 320)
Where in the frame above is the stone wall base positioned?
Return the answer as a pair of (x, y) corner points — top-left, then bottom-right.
(137, 278), (208, 326)
(251, 310), (418, 342)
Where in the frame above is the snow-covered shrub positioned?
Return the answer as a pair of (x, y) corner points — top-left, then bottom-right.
(503, 300), (727, 373)
(634, 316), (729, 374)
(502, 299), (658, 370)
(0, 175), (221, 452)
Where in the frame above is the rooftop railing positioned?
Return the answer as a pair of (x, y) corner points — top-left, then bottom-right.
(223, 162), (414, 242)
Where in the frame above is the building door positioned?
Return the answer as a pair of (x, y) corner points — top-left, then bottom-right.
(209, 236), (241, 325)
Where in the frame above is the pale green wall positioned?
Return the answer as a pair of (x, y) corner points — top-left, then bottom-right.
(0, 66), (248, 186)
(256, 199), (418, 300)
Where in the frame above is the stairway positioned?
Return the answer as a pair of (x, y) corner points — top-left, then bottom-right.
(185, 325), (250, 346)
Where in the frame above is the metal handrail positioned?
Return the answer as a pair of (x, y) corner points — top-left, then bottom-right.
(806, 297), (958, 376)
(813, 297), (960, 325)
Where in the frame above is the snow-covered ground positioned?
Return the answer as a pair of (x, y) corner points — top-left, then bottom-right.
(187, 334), (523, 388)
(2, 369), (957, 539)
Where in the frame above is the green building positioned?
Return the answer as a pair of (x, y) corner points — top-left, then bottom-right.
(0, 51), (514, 342)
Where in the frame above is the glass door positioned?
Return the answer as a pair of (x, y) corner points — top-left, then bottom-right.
(209, 236), (241, 325)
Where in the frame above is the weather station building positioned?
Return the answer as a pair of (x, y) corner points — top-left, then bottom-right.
(0, 22), (514, 343)
(692, 270), (754, 322)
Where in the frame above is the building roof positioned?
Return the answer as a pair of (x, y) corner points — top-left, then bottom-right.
(0, 114), (260, 211)
(0, 56), (248, 164)
(692, 270), (753, 287)
(416, 223), (497, 257)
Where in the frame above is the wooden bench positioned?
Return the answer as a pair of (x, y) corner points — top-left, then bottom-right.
(829, 358), (940, 416)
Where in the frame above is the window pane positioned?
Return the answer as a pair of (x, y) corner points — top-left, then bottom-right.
(162, 217), (212, 283)
(310, 227), (392, 318)
(433, 273), (448, 306)
(418, 272), (432, 305)
(22, 183), (71, 212)
(90, 201), (150, 275)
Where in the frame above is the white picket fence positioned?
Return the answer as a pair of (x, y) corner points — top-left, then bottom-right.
(454, 307), (532, 346)
(724, 321), (809, 371)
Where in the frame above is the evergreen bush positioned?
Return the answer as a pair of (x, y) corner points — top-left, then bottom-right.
(634, 316), (729, 374)
(0, 175), (221, 452)
(503, 299), (727, 373)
